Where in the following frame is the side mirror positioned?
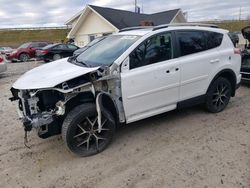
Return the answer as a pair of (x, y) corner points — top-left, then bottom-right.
(121, 56), (130, 73)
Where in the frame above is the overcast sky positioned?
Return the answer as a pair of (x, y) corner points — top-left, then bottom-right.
(0, 0), (249, 28)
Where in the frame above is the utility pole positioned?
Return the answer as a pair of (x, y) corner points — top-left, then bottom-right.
(135, 0), (137, 13)
(239, 7), (241, 21)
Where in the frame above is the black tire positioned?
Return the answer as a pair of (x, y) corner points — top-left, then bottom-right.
(53, 54), (61, 61)
(19, 53), (29, 62)
(62, 103), (115, 157)
(205, 77), (232, 113)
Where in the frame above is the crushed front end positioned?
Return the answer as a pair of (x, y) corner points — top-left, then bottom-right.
(10, 88), (65, 139)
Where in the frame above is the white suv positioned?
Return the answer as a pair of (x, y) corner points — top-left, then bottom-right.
(10, 24), (241, 156)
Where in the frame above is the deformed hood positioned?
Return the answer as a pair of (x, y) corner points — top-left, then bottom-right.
(13, 58), (99, 90)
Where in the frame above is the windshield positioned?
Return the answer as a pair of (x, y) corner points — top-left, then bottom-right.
(76, 35), (140, 67)
(18, 42), (31, 49)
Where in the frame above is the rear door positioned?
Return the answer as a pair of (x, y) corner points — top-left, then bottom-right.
(121, 32), (180, 123)
(176, 30), (223, 101)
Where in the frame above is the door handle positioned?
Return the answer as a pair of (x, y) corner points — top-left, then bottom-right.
(210, 59), (220, 64)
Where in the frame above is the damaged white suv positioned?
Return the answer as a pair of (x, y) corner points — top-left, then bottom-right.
(10, 24), (241, 156)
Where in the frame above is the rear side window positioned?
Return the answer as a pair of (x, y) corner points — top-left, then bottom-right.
(177, 31), (207, 56)
(205, 31), (223, 49)
(177, 30), (223, 57)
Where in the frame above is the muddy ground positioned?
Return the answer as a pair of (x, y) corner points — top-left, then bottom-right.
(0, 62), (249, 188)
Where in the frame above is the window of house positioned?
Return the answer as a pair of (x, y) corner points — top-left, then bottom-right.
(89, 35), (96, 42)
(103, 33), (112, 36)
(129, 32), (173, 69)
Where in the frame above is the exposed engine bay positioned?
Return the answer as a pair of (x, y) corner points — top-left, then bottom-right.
(10, 67), (125, 139)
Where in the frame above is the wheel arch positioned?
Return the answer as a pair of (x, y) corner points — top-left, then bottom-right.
(64, 91), (119, 125)
(207, 69), (237, 97)
(97, 92), (120, 126)
(18, 52), (29, 59)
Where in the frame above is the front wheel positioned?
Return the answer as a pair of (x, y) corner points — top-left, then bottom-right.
(205, 77), (232, 113)
(19, 53), (30, 62)
(62, 104), (115, 157)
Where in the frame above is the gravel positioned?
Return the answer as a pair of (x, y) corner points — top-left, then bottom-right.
(0, 62), (249, 188)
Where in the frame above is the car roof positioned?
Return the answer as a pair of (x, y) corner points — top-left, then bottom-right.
(116, 24), (228, 36)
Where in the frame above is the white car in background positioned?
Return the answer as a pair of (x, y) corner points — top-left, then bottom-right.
(10, 23), (241, 157)
(0, 55), (7, 74)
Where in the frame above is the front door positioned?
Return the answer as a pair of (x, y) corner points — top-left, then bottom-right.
(121, 32), (180, 123)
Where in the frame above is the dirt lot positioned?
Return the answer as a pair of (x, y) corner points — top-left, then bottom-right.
(0, 62), (249, 188)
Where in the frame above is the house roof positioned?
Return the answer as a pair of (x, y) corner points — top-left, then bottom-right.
(66, 5), (183, 28)
(88, 5), (181, 29)
(66, 5), (186, 38)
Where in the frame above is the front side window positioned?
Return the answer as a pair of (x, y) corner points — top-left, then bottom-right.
(130, 32), (173, 69)
(75, 35), (140, 67)
(67, 44), (78, 49)
(31, 43), (40, 48)
(38, 43), (48, 47)
(53, 44), (67, 50)
(18, 43), (31, 49)
(177, 31), (206, 56)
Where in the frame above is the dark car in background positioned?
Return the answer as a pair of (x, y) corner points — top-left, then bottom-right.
(36, 43), (79, 62)
(241, 26), (250, 83)
(228, 32), (239, 47)
(6, 42), (50, 62)
(73, 37), (105, 56)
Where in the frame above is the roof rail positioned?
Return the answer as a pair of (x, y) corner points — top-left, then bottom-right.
(119, 26), (153, 32)
(153, 23), (218, 31)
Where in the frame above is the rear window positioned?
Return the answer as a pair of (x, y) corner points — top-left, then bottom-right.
(177, 30), (223, 57)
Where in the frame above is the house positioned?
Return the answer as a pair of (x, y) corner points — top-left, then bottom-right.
(65, 5), (187, 47)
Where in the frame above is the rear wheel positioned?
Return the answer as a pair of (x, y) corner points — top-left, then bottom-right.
(205, 77), (232, 113)
(19, 53), (29, 62)
(53, 54), (61, 61)
(62, 104), (115, 157)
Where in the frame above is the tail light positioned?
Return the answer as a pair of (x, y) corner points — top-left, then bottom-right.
(38, 50), (49, 54)
(0, 56), (4, 63)
(234, 48), (241, 55)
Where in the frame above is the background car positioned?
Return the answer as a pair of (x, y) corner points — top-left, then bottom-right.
(0, 47), (14, 55)
(6, 42), (50, 62)
(0, 55), (7, 74)
(73, 37), (105, 56)
(36, 43), (79, 62)
(228, 32), (239, 47)
(241, 26), (250, 83)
